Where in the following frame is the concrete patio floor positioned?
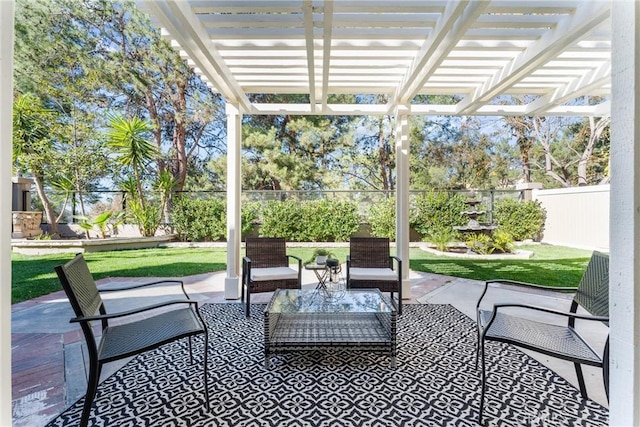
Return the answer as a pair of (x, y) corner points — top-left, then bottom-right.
(11, 267), (608, 426)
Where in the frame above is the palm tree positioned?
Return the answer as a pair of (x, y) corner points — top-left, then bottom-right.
(106, 115), (158, 209)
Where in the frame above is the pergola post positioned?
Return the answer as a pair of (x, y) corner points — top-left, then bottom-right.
(225, 103), (242, 299)
(394, 106), (411, 299)
(0, 1), (14, 424)
(610, 1), (640, 424)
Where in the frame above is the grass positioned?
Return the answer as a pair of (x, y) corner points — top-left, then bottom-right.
(11, 244), (594, 305)
(11, 248), (227, 304)
(409, 244), (593, 287)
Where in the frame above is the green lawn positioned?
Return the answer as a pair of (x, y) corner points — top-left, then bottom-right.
(11, 248), (227, 304)
(11, 244), (594, 305)
(410, 244), (593, 287)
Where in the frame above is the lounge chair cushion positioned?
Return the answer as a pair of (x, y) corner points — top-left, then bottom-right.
(349, 267), (397, 281)
(251, 267), (298, 282)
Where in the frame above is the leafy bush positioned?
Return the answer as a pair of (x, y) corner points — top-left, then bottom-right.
(411, 191), (468, 238)
(465, 233), (494, 255)
(491, 228), (515, 253)
(128, 199), (161, 237)
(260, 199), (360, 241)
(493, 198), (546, 241)
(368, 197), (396, 240)
(171, 197), (226, 241)
(241, 202), (261, 237)
(171, 197), (262, 241)
(427, 226), (459, 252)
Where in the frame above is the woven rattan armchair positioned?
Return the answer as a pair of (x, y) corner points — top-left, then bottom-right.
(346, 237), (402, 314)
(242, 237), (302, 317)
(476, 251), (609, 424)
(55, 254), (210, 427)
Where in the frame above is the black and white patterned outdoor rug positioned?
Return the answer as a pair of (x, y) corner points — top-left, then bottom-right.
(46, 303), (608, 426)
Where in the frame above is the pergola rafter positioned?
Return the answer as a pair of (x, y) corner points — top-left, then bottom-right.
(142, 0), (611, 117)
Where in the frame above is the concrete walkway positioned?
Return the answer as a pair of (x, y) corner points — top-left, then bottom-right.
(11, 268), (608, 426)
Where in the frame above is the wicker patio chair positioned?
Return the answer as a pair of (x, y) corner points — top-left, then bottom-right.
(476, 251), (609, 424)
(242, 237), (302, 317)
(55, 254), (210, 427)
(346, 237), (402, 314)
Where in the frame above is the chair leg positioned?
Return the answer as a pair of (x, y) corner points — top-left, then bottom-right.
(188, 336), (194, 364)
(574, 362), (588, 399)
(475, 325), (481, 369)
(479, 338), (487, 426)
(246, 287), (251, 318)
(603, 339), (610, 401)
(81, 359), (102, 427)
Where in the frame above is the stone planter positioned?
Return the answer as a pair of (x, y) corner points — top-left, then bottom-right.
(12, 211), (43, 238)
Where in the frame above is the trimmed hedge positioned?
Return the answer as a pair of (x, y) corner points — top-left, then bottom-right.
(171, 197), (259, 241)
(260, 199), (360, 242)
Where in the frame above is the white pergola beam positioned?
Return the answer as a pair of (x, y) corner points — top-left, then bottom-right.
(141, 0), (251, 112)
(247, 101), (609, 117)
(456, 0), (610, 115)
(303, 0), (316, 111)
(389, 0), (489, 112)
(321, 0), (333, 108)
(526, 61), (611, 115)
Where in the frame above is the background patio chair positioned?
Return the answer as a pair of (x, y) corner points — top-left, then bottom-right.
(346, 237), (402, 314)
(55, 254), (210, 427)
(476, 251), (609, 424)
(242, 237), (302, 317)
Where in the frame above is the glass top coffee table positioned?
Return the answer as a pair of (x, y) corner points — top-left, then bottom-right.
(264, 288), (397, 369)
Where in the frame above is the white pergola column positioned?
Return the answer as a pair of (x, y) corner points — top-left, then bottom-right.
(610, 1), (640, 425)
(225, 103), (242, 299)
(394, 107), (411, 299)
(0, 1), (14, 424)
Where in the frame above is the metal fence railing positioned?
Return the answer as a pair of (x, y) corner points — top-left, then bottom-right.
(33, 188), (523, 225)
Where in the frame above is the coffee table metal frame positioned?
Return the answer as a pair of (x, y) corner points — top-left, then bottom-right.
(264, 288), (397, 369)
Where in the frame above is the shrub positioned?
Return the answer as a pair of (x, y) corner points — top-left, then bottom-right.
(260, 199), (360, 241)
(171, 197), (226, 241)
(493, 198), (546, 241)
(465, 233), (494, 255)
(260, 200), (305, 240)
(411, 191), (468, 238)
(427, 226), (459, 252)
(241, 202), (261, 237)
(128, 199), (161, 237)
(491, 228), (515, 253)
(368, 197), (396, 240)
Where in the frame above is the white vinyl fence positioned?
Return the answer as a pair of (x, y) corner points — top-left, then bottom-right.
(532, 184), (609, 251)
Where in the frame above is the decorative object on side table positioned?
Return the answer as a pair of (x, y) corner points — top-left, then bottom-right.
(305, 248), (335, 266)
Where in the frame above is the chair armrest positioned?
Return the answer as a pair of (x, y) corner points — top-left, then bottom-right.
(476, 279), (576, 312)
(287, 254), (302, 267)
(99, 279), (189, 299)
(486, 279), (577, 292)
(487, 303), (609, 324)
(70, 299), (198, 324)
(390, 255), (401, 269)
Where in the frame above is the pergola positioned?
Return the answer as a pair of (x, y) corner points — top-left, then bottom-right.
(140, 0), (614, 302)
(1, 1), (639, 425)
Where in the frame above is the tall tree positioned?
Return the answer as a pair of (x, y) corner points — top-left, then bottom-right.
(12, 94), (60, 234)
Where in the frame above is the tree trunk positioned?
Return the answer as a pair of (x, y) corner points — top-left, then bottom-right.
(33, 174), (58, 235)
(577, 116), (610, 186)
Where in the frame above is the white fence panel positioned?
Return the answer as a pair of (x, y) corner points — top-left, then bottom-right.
(532, 184), (609, 251)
